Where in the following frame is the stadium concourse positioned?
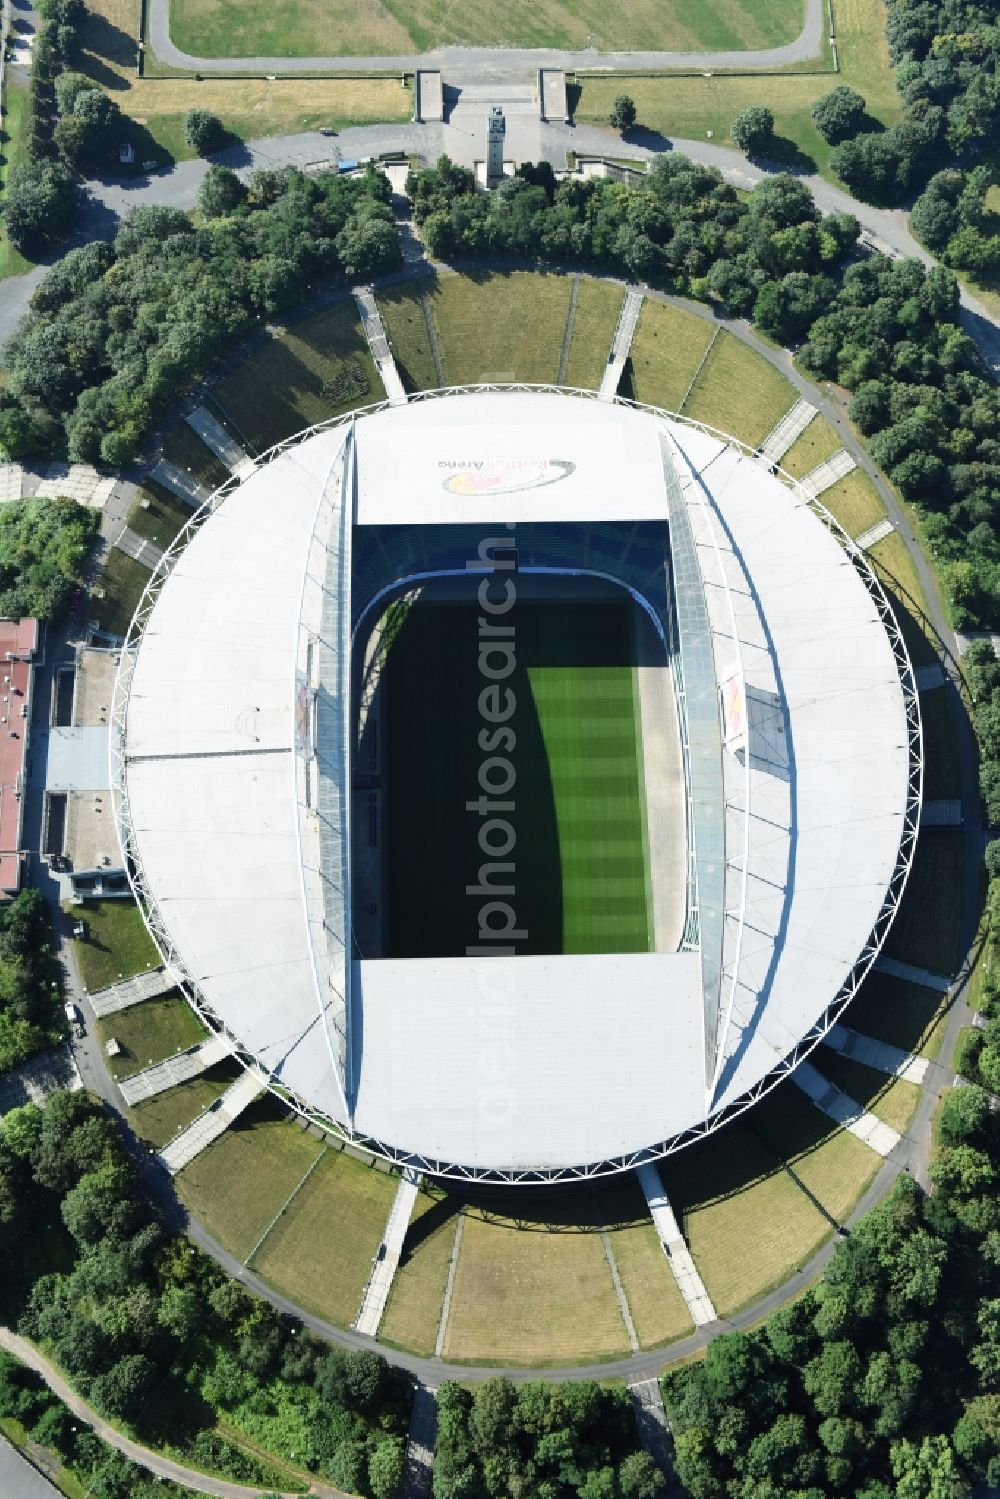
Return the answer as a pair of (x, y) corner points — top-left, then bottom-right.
(109, 388), (921, 1329)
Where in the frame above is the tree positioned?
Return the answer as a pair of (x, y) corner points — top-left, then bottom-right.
(890, 1435), (969, 1498)
(618, 1450), (664, 1499)
(609, 96), (637, 133)
(811, 85), (868, 144)
(184, 108), (224, 155)
(731, 105), (774, 155)
(954, 1395), (1000, 1482)
(197, 164), (246, 219)
(1, 161), (78, 254)
(938, 1083), (991, 1146)
(369, 1436), (406, 1499)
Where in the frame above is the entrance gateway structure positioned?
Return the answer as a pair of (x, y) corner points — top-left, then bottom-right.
(110, 388), (922, 1185)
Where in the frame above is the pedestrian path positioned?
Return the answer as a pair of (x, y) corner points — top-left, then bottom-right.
(635, 1162), (716, 1327)
(159, 1067), (265, 1173)
(187, 406), (256, 478)
(0, 463), (23, 503)
(629, 1378), (674, 1480)
(823, 1022), (928, 1084)
(599, 288), (643, 401)
(854, 516), (894, 549)
(792, 1060), (901, 1156)
(915, 662), (946, 690)
(357, 287), (407, 406)
(87, 966), (174, 1015)
(149, 459), (210, 508)
(799, 448), (856, 497)
(33, 463), (116, 510)
(875, 955), (951, 992)
(354, 1167), (422, 1335)
(118, 1032), (230, 1106)
(114, 526), (163, 570)
(758, 398), (816, 463)
(921, 798), (962, 828)
(401, 1384), (437, 1499)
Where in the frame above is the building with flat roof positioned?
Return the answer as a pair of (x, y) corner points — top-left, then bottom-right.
(111, 391), (921, 1182)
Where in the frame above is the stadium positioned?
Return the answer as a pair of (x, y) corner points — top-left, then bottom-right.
(110, 387), (923, 1184)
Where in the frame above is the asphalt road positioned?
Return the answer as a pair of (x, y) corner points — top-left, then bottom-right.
(147, 0), (823, 74)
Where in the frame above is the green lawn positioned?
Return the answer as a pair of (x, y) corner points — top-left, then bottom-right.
(170, 0), (802, 57)
(0, 78), (33, 281)
(919, 685), (962, 801)
(178, 1104), (326, 1261)
(90, 549), (154, 640)
(563, 278), (625, 391)
(251, 1151), (398, 1327)
(69, 899), (161, 992)
(815, 466), (886, 537)
(377, 280), (441, 392)
(130, 1068), (237, 1149)
(96, 994), (206, 1080)
(161, 421), (231, 491)
(382, 597), (651, 957)
(379, 1189), (459, 1356)
(845, 970), (951, 1060)
(575, 0), (901, 186)
(626, 300), (716, 412)
(682, 330), (797, 447)
(127, 489), (197, 551)
(428, 271), (572, 385)
(214, 302), (377, 451)
(779, 414), (843, 480)
(883, 832), (965, 977)
(443, 1202), (630, 1365)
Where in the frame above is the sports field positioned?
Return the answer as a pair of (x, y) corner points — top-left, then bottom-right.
(381, 595), (652, 958)
(169, 0), (801, 58)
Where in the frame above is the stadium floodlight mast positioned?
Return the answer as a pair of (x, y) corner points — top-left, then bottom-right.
(110, 386), (922, 1185)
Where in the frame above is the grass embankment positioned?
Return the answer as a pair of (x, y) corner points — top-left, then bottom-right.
(682, 329), (796, 446)
(377, 280), (441, 392)
(90, 550), (155, 639)
(79, 0), (410, 168)
(661, 1082), (880, 1317)
(250, 1150), (398, 1326)
(69, 899), (161, 991)
(127, 489), (197, 550)
(575, 0), (901, 185)
(177, 1100), (327, 1260)
(563, 278), (625, 390)
(96, 994), (207, 1080)
(428, 270), (573, 385)
(169, 0), (803, 57)
(214, 301), (377, 450)
(0, 78), (33, 281)
(780, 414), (843, 479)
(379, 1189), (459, 1356)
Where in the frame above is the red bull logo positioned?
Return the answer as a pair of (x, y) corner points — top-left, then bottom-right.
(441, 459), (575, 496)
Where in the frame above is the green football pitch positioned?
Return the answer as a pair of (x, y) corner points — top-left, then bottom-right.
(381, 596), (652, 958)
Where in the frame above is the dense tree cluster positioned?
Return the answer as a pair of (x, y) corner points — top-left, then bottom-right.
(797, 253), (1000, 628)
(408, 153), (1000, 630)
(912, 166), (1000, 274)
(668, 1159), (1000, 1496)
(0, 495), (97, 618)
(433, 1378), (662, 1499)
(0, 889), (65, 1074)
(0, 166), (400, 466)
(0, 1350), (194, 1499)
(0, 1090), (411, 1495)
(0, 0), (86, 252)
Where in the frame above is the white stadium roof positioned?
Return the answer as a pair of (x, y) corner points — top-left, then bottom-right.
(114, 390), (920, 1180)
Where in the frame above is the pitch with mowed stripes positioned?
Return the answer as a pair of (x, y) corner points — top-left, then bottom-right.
(382, 596), (652, 958)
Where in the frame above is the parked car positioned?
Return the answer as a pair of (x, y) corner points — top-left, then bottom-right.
(64, 1001), (85, 1038)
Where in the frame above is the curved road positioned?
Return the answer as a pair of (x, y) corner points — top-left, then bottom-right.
(3, 122), (1000, 376)
(0, 1328), (345, 1498)
(147, 0), (823, 76)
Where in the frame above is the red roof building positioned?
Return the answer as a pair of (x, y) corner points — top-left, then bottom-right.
(0, 619), (40, 896)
